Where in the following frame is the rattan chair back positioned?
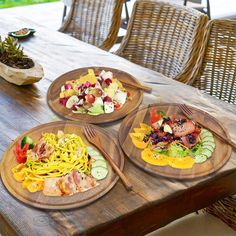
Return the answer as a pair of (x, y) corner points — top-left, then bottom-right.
(192, 19), (236, 104)
(116, 0), (208, 83)
(59, 0), (123, 51)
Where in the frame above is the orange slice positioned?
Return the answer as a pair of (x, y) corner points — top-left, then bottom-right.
(141, 149), (169, 166)
(140, 123), (151, 131)
(168, 156), (195, 169)
(129, 133), (148, 149)
(78, 69), (97, 84)
(134, 128), (148, 133)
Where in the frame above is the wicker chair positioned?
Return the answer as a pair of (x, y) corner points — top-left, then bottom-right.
(192, 19), (236, 104)
(115, 0), (208, 83)
(204, 196), (236, 230)
(59, 0), (123, 51)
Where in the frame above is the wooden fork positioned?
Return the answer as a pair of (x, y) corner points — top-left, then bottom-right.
(179, 104), (236, 149)
(83, 125), (133, 191)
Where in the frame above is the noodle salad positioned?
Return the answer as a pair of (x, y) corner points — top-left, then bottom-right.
(12, 130), (109, 196)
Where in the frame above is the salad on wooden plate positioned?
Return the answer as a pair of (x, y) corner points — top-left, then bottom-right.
(59, 69), (131, 115)
(119, 103), (231, 179)
(129, 108), (215, 169)
(47, 67), (143, 124)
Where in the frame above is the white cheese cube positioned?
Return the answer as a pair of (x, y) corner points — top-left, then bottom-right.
(104, 102), (114, 113)
(113, 90), (127, 105)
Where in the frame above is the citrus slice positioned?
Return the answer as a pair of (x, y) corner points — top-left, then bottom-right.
(168, 156), (195, 169)
(141, 149), (168, 166)
(134, 128), (148, 133)
(78, 69), (97, 84)
(129, 133), (148, 149)
(140, 123), (151, 131)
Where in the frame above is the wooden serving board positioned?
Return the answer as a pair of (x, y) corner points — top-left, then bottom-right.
(47, 67), (143, 124)
(0, 121), (124, 209)
(119, 103), (232, 179)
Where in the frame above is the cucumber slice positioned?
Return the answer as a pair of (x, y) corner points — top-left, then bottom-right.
(91, 166), (108, 180)
(202, 136), (215, 143)
(21, 136), (34, 149)
(201, 132), (213, 140)
(200, 129), (208, 135)
(201, 149), (212, 158)
(92, 155), (105, 161)
(88, 149), (100, 156)
(92, 160), (107, 168)
(195, 155), (207, 163)
(202, 144), (215, 152)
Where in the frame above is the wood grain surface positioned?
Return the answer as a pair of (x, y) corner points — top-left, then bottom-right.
(47, 67), (143, 123)
(119, 103), (232, 179)
(1, 121), (124, 209)
(0, 16), (235, 236)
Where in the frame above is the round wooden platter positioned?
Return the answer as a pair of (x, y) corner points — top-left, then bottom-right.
(119, 103), (232, 179)
(47, 67), (143, 124)
(0, 121), (124, 210)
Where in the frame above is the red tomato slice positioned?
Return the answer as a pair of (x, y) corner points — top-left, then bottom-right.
(150, 108), (161, 124)
(195, 127), (201, 135)
(16, 153), (27, 164)
(86, 94), (95, 104)
(114, 103), (121, 109)
(14, 142), (29, 163)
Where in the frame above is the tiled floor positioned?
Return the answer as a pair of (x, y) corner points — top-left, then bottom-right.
(0, 1), (235, 236)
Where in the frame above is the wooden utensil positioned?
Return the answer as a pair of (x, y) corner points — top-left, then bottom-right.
(179, 104), (236, 149)
(119, 103), (232, 179)
(83, 125), (133, 191)
(118, 79), (152, 93)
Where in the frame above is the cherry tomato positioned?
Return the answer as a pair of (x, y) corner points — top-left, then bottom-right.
(114, 103), (121, 109)
(86, 94), (95, 103)
(14, 142), (29, 163)
(195, 127), (201, 135)
(150, 108), (161, 124)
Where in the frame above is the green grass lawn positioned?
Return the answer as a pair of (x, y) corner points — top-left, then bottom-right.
(0, 0), (59, 8)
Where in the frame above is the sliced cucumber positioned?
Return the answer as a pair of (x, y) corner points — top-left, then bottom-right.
(202, 144), (215, 153)
(92, 160), (107, 168)
(195, 154), (207, 163)
(92, 155), (105, 161)
(201, 149), (212, 158)
(91, 166), (108, 180)
(88, 149), (100, 156)
(21, 136), (34, 149)
(87, 146), (93, 152)
(201, 132), (213, 140)
(202, 136), (215, 143)
(200, 129), (208, 135)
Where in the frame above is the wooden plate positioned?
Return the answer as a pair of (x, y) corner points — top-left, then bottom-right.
(47, 67), (143, 124)
(0, 121), (124, 209)
(119, 103), (232, 179)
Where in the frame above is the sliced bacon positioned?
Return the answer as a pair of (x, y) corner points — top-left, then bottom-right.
(43, 177), (62, 196)
(42, 170), (99, 196)
(181, 135), (197, 148)
(73, 171), (98, 192)
(59, 173), (77, 195)
(171, 120), (195, 137)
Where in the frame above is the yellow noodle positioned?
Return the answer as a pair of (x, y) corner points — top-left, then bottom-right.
(14, 132), (90, 182)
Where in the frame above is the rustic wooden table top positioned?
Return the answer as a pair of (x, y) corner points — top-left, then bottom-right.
(0, 16), (236, 236)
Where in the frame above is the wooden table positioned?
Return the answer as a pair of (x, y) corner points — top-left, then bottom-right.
(0, 16), (236, 236)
